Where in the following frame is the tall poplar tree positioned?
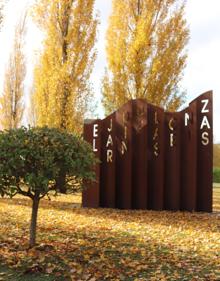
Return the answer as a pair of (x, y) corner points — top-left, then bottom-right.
(102, 0), (189, 115)
(0, 1), (4, 28)
(0, 12), (27, 129)
(27, 86), (37, 127)
(32, 0), (98, 133)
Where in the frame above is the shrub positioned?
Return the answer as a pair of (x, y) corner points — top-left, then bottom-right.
(0, 127), (97, 247)
(214, 143), (220, 168)
(213, 167), (220, 183)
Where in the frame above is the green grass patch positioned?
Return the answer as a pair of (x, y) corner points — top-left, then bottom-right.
(213, 167), (220, 183)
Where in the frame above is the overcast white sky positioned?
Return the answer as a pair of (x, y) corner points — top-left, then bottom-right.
(0, 0), (219, 142)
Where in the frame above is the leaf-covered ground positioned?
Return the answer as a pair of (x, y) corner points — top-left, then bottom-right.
(0, 186), (220, 281)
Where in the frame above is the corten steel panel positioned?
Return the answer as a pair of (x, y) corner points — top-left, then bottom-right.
(82, 92), (213, 212)
(116, 101), (133, 209)
(196, 91), (213, 212)
(180, 101), (197, 211)
(82, 120), (101, 208)
(132, 99), (148, 209)
(100, 113), (116, 208)
(147, 105), (165, 210)
(164, 112), (181, 211)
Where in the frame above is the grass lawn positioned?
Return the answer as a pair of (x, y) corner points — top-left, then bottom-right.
(0, 186), (219, 281)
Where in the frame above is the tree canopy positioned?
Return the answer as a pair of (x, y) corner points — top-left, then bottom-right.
(0, 12), (27, 129)
(102, 0), (189, 115)
(32, 0), (98, 133)
(0, 126), (97, 246)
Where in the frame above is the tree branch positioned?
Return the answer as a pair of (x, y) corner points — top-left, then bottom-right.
(142, 0), (163, 97)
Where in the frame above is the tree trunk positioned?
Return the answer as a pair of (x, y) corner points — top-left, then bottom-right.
(29, 195), (40, 248)
(137, 0), (141, 15)
(55, 168), (67, 194)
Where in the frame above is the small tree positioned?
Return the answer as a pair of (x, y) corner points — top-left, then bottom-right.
(0, 127), (97, 247)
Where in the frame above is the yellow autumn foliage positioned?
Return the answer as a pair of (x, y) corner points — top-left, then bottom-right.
(0, 187), (219, 280)
(32, 0), (98, 133)
(102, 0), (189, 115)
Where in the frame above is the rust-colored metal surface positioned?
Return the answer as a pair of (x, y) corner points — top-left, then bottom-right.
(196, 91), (213, 212)
(180, 101), (197, 211)
(82, 91), (213, 212)
(115, 102), (133, 209)
(82, 120), (101, 208)
(147, 105), (164, 210)
(164, 112), (181, 211)
(132, 100), (148, 209)
(100, 113), (116, 208)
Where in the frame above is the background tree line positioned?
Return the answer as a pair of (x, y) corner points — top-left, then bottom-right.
(0, 0), (219, 164)
(0, 0), (189, 132)
(214, 143), (220, 167)
(213, 143), (220, 183)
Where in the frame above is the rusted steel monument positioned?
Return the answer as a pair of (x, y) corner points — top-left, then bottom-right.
(82, 91), (213, 212)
